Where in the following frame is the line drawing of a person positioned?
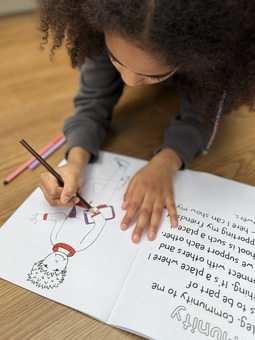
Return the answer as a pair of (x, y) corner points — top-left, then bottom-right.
(27, 157), (130, 289)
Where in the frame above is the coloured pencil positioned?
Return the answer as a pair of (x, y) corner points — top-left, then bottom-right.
(20, 139), (95, 213)
(29, 136), (66, 170)
(3, 134), (64, 185)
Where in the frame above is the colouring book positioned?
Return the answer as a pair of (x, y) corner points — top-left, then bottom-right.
(1, 151), (255, 340)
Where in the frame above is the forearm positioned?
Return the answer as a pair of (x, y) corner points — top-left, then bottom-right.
(155, 81), (216, 168)
(64, 53), (123, 161)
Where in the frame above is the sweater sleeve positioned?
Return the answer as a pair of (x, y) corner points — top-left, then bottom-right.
(155, 86), (215, 168)
(63, 54), (124, 161)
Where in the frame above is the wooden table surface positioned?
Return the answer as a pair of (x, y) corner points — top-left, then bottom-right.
(1, 12), (255, 340)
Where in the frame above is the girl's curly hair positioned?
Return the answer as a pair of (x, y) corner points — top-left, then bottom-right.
(37, 0), (255, 112)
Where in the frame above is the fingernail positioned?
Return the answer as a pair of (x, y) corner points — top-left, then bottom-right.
(121, 223), (128, 231)
(122, 202), (128, 209)
(74, 197), (80, 204)
(61, 196), (70, 204)
(132, 234), (140, 243)
(148, 231), (156, 240)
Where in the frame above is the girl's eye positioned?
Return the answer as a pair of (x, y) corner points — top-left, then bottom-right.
(150, 76), (161, 81)
(109, 55), (117, 64)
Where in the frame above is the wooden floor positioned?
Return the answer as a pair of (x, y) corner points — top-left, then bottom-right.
(1, 11), (255, 340)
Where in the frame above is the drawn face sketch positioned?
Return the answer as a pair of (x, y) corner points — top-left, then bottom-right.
(43, 252), (68, 272)
(27, 252), (68, 289)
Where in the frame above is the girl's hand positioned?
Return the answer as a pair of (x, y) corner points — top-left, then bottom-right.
(39, 147), (90, 207)
(121, 148), (182, 243)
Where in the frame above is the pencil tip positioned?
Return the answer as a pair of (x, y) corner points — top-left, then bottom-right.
(3, 180), (9, 185)
(89, 207), (98, 214)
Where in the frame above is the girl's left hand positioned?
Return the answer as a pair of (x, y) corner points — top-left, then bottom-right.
(121, 148), (182, 243)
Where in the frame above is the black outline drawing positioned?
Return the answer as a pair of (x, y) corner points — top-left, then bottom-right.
(27, 158), (130, 289)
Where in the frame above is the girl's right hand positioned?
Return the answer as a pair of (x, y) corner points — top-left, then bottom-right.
(39, 147), (91, 207)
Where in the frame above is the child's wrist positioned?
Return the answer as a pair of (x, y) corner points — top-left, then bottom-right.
(152, 148), (183, 172)
(67, 147), (91, 170)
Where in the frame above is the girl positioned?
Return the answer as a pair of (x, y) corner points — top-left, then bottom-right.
(38, 0), (255, 243)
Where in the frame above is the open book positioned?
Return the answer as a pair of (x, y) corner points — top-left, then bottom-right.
(1, 151), (255, 340)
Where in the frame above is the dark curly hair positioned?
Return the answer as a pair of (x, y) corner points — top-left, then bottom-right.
(37, 0), (255, 112)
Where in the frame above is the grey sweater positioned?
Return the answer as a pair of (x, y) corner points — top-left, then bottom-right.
(63, 54), (215, 167)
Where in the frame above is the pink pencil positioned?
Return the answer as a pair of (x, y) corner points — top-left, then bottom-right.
(3, 134), (64, 185)
(28, 136), (66, 170)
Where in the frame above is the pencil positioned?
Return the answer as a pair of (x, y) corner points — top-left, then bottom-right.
(20, 139), (96, 213)
(28, 136), (66, 170)
(3, 134), (64, 185)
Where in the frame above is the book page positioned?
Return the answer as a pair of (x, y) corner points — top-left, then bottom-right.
(0, 151), (147, 322)
(109, 170), (255, 340)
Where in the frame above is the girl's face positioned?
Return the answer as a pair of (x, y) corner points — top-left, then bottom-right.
(105, 33), (178, 86)
(43, 252), (68, 272)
